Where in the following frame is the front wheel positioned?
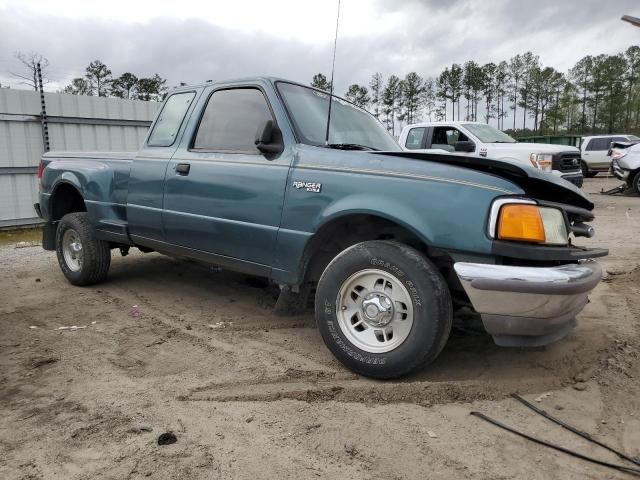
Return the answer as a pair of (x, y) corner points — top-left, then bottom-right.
(56, 212), (111, 286)
(315, 241), (452, 379)
(632, 171), (640, 195)
(581, 161), (597, 178)
(580, 161), (589, 178)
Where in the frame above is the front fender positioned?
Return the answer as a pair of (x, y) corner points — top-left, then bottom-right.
(272, 177), (508, 285)
(314, 193), (435, 246)
(618, 152), (640, 171)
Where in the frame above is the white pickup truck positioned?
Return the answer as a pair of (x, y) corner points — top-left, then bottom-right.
(399, 121), (583, 187)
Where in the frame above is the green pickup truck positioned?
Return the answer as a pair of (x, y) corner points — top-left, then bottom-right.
(34, 77), (607, 378)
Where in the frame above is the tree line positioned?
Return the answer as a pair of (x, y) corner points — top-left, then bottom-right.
(8, 47), (640, 135)
(311, 46), (640, 137)
(61, 60), (168, 101)
(6, 52), (169, 101)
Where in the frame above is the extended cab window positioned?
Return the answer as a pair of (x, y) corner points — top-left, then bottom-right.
(193, 88), (272, 152)
(147, 92), (195, 147)
(405, 128), (426, 149)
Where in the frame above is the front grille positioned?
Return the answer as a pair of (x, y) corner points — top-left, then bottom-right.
(552, 152), (581, 172)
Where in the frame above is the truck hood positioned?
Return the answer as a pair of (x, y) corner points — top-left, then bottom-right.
(373, 151), (593, 210)
(487, 143), (579, 154)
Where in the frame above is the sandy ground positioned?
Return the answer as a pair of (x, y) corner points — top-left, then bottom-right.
(1, 176), (639, 479)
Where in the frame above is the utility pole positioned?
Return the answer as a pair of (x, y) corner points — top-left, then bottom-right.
(36, 62), (50, 152)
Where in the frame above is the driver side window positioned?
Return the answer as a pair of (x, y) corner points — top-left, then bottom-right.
(192, 88), (273, 153)
(431, 127), (469, 152)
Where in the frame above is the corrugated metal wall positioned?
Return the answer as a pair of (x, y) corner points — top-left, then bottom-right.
(0, 89), (160, 227)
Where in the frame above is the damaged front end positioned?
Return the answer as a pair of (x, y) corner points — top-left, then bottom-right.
(455, 193), (606, 347)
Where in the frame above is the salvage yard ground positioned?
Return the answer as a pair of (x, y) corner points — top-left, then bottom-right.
(1, 176), (639, 479)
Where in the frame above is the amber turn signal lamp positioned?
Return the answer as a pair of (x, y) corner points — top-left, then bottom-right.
(497, 204), (545, 243)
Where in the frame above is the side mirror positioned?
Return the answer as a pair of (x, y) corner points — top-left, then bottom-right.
(255, 120), (284, 155)
(454, 140), (475, 153)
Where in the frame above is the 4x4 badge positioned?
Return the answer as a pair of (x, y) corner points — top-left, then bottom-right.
(293, 181), (322, 193)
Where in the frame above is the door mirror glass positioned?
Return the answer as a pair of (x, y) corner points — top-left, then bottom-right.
(454, 140), (475, 153)
(255, 119), (283, 155)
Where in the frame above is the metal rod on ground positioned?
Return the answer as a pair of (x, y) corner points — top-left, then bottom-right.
(470, 411), (640, 477)
(36, 62), (50, 153)
(511, 393), (640, 466)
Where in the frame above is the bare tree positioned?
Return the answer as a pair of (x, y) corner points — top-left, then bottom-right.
(369, 72), (384, 119)
(10, 51), (50, 91)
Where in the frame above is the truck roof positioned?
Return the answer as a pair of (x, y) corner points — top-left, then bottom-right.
(170, 76), (344, 98)
(404, 121), (485, 127)
(169, 76), (285, 92)
(582, 134), (636, 139)
(168, 76), (361, 110)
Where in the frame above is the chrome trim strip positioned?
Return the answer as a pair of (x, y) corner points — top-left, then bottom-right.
(162, 208), (279, 231)
(454, 260), (601, 323)
(295, 164), (517, 194)
(170, 156), (290, 168)
(456, 261), (602, 296)
(85, 200), (127, 208)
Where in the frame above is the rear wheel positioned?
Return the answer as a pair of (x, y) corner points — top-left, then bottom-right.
(315, 240), (452, 379)
(56, 212), (111, 286)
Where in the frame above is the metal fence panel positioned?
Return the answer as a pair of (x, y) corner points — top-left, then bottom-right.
(0, 174), (40, 226)
(0, 88), (159, 227)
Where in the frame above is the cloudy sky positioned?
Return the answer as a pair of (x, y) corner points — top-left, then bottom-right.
(0, 0), (639, 96)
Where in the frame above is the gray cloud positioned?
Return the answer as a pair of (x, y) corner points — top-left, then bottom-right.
(1, 1), (639, 97)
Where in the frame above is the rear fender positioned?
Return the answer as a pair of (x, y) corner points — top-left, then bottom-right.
(45, 161), (121, 223)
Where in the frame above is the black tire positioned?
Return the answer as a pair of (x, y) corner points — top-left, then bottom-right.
(315, 241), (452, 379)
(633, 171), (640, 195)
(56, 212), (111, 286)
(580, 161), (598, 178)
(580, 161), (589, 178)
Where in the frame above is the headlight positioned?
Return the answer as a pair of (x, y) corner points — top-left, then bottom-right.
(497, 204), (568, 245)
(529, 153), (553, 172)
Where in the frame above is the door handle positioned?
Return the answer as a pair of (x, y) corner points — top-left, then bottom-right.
(175, 163), (191, 175)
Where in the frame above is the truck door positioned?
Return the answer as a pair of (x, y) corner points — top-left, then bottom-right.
(127, 91), (198, 242)
(583, 137), (610, 169)
(162, 86), (292, 268)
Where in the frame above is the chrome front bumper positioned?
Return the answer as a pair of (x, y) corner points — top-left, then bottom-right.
(454, 261), (602, 347)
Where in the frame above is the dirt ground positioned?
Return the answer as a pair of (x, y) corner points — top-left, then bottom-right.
(1, 176), (639, 479)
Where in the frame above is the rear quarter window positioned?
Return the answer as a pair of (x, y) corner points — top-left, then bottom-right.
(405, 128), (426, 149)
(147, 92), (196, 147)
(588, 137), (617, 151)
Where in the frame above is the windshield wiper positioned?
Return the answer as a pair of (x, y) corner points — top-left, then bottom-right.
(322, 143), (379, 151)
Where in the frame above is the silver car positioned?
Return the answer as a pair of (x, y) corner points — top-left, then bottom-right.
(610, 141), (640, 194)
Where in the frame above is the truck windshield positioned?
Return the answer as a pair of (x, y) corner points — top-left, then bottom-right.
(464, 123), (517, 143)
(276, 82), (400, 151)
